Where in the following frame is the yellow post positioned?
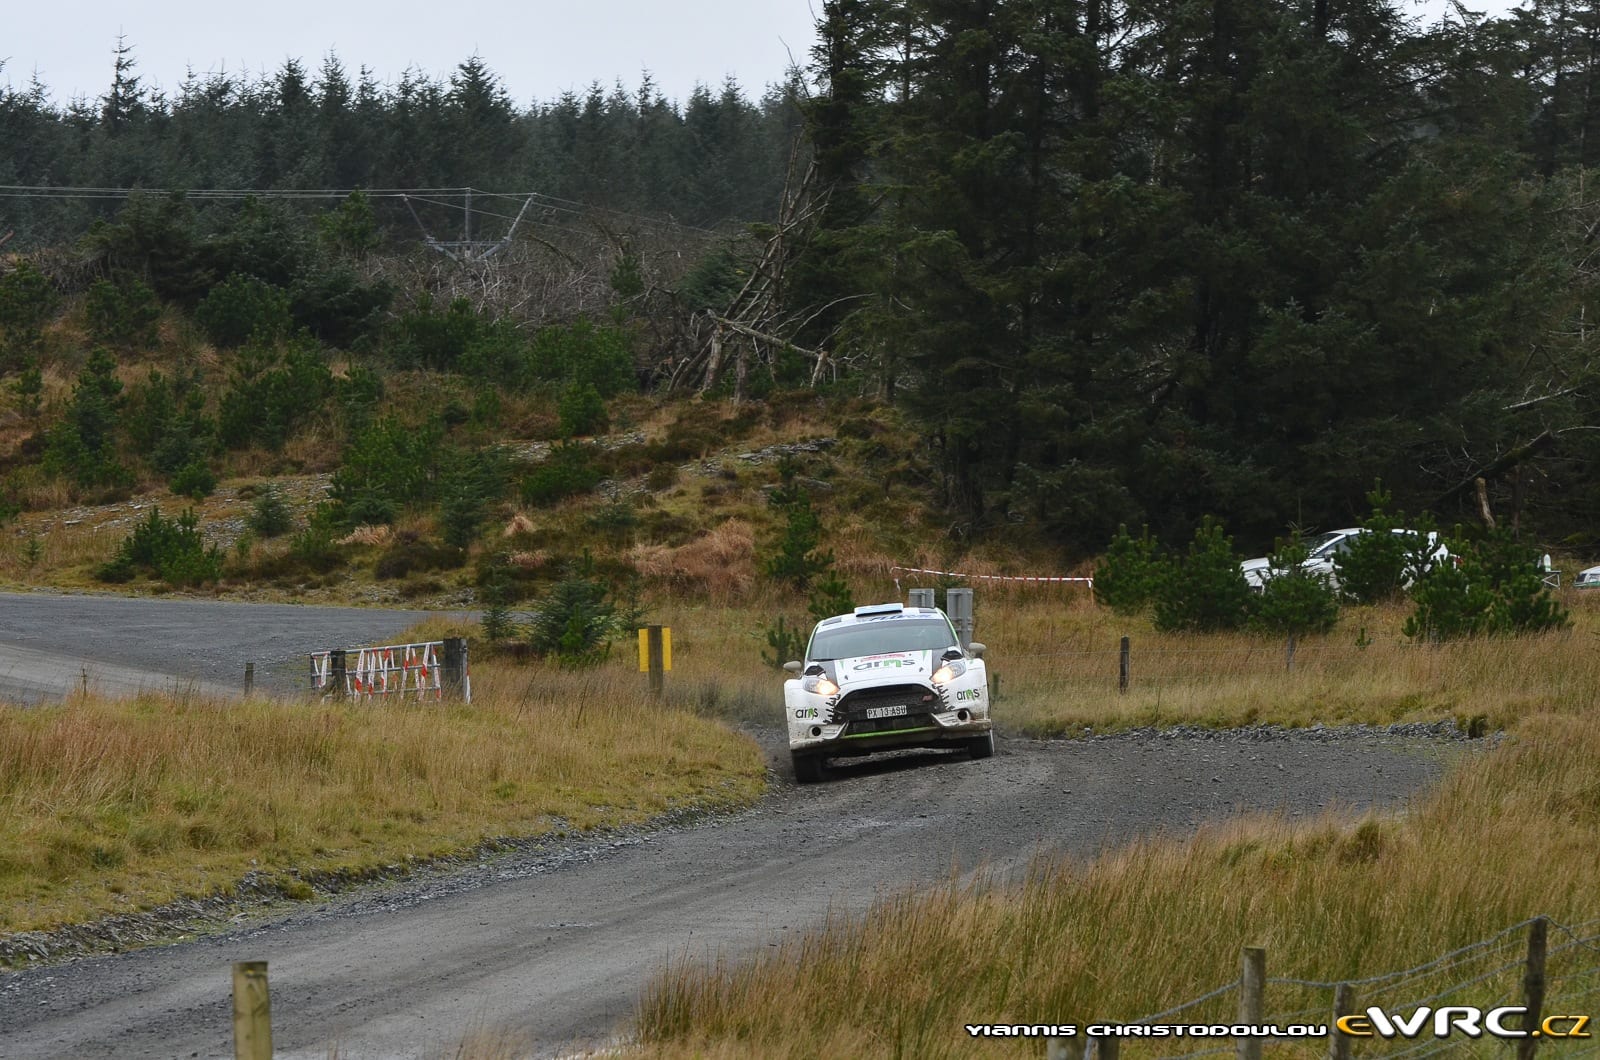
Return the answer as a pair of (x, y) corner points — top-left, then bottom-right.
(637, 627), (673, 672)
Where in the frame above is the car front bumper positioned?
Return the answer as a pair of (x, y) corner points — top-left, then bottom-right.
(789, 710), (992, 757)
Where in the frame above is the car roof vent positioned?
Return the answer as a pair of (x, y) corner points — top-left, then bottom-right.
(853, 603), (905, 617)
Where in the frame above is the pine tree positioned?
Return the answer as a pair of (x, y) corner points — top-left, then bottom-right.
(100, 36), (144, 135)
(45, 347), (132, 488)
(0, 259), (59, 368)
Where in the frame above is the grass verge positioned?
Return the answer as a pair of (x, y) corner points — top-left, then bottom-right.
(971, 591), (1600, 735)
(0, 657), (765, 939)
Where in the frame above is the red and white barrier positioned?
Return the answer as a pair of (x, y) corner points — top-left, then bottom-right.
(309, 640), (471, 702)
(889, 565), (1095, 595)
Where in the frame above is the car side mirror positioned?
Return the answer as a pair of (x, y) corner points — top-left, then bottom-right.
(967, 642), (986, 659)
(783, 661), (803, 674)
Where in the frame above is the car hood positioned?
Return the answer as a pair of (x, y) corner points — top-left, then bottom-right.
(813, 650), (936, 690)
(1239, 556), (1284, 584)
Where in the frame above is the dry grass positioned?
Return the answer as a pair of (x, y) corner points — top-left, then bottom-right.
(0, 473), (334, 593)
(278, 420), (347, 473)
(222, 445), (295, 480)
(507, 549), (548, 570)
(338, 524), (393, 547)
(976, 593), (1600, 735)
(0, 364), (74, 444)
(502, 512), (538, 537)
(0, 657), (764, 937)
(1, 464), (75, 511)
(627, 520), (757, 603)
(826, 513), (904, 580)
(0, 516), (122, 582)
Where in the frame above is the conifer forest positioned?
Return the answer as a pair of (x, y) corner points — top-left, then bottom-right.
(4, 0), (1600, 555)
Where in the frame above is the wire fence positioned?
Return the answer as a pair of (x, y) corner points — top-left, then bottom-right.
(1046, 917), (1600, 1059)
(0, 183), (723, 236)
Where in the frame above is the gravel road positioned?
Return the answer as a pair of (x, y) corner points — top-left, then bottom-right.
(0, 722), (1469, 1060)
(0, 590), (445, 702)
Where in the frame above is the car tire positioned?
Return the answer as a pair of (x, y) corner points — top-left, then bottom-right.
(792, 752), (825, 784)
(968, 731), (995, 760)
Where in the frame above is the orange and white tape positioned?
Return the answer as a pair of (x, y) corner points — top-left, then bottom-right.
(890, 565), (1094, 594)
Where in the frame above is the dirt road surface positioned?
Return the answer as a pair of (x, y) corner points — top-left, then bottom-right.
(0, 723), (1462, 1060)
(0, 590), (441, 702)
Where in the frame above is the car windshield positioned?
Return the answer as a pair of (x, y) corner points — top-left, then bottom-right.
(1306, 531), (1348, 557)
(809, 618), (958, 661)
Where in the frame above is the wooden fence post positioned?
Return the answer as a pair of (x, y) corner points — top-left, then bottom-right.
(991, 672), (1000, 704)
(1330, 983), (1353, 1060)
(1519, 917), (1548, 1060)
(1119, 636), (1130, 694)
(1286, 635), (1296, 672)
(442, 637), (468, 699)
(231, 960), (272, 1060)
(329, 649), (347, 698)
(1238, 945), (1266, 1060)
(1097, 1034), (1121, 1060)
(243, 661), (254, 696)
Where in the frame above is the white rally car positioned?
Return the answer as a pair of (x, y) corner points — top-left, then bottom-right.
(783, 603), (992, 783)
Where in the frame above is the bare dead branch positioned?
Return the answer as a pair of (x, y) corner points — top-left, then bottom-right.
(1504, 386), (1581, 411)
(705, 313), (828, 361)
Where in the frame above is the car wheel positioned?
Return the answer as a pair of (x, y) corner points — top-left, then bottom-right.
(792, 752), (825, 784)
(967, 731), (995, 760)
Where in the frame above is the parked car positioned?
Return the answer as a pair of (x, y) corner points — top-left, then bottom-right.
(1577, 564), (1600, 590)
(1240, 528), (1448, 591)
(782, 602), (992, 783)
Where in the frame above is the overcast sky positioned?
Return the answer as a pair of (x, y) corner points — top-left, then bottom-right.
(6, 0), (1520, 110)
(4, 0), (824, 106)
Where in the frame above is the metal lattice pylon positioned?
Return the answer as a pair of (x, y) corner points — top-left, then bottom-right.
(403, 187), (535, 263)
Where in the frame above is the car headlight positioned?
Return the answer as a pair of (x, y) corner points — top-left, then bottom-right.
(803, 675), (839, 696)
(932, 659), (967, 684)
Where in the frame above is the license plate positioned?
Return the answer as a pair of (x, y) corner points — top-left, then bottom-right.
(866, 704), (908, 720)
